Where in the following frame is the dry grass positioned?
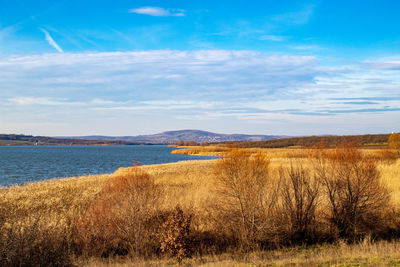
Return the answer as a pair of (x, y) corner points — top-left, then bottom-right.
(173, 145), (399, 160)
(171, 145), (229, 156)
(1, 147), (399, 266)
(0, 174), (111, 226)
(1, 150), (398, 225)
(81, 239), (400, 266)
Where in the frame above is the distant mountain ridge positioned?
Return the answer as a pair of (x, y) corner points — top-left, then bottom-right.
(0, 134), (137, 146)
(66, 130), (284, 144)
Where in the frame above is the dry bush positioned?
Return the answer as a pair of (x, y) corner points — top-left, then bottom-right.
(313, 142), (392, 240)
(75, 168), (162, 257)
(184, 140), (198, 146)
(388, 133), (400, 150)
(177, 139), (185, 146)
(0, 219), (74, 267)
(213, 149), (277, 250)
(278, 163), (320, 244)
(160, 205), (193, 263)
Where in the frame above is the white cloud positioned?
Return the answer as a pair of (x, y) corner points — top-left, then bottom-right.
(291, 45), (321, 50)
(9, 97), (81, 106)
(7, 97), (132, 107)
(1, 50), (400, 135)
(272, 5), (315, 25)
(129, 7), (185, 17)
(259, 35), (285, 42)
(39, 28), (63, 53)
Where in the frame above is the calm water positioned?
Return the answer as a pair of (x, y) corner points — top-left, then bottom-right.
(0, 145), (216, 186)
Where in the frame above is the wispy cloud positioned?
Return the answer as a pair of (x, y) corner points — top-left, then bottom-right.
(1, 50), (400, 135)
(272, 5), (315, 25)
(9, 97), (80, 106)
(129, 7), (185, 17)
(39, 28), (63, 53)
(259, 35), (285, 42)
(90, 100), (220, 111)
(0, 24), (18, 40)
(291, 45), (321, 50)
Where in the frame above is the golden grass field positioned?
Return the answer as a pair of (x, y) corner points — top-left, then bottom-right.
(1, 146), (400, 266)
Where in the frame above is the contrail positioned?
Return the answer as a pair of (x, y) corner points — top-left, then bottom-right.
(39, 28), (63, 53)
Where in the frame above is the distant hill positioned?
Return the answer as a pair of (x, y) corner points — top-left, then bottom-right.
(0, 134), (138, 146)
(67, 130), (284, 144)
(1, 132), (391, 147)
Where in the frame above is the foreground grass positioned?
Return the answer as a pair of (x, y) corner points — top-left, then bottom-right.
(0, 160), (218, 233)
(1, 148), (400, 266)
(82, 240), (400, 266)
(2, 153), (399, 223)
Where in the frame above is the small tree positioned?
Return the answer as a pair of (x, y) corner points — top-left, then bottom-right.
(314, 143), (391, 240)
(388, 133), (400, 150)
(214, 149), (276, 250)
(279, 163), (320, 244)
(177, 139), (185, 146)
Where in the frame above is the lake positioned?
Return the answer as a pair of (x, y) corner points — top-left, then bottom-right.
(0, 145), (216, 186)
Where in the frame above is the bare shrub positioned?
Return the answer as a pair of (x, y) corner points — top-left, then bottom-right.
(0, 219), (74, 267)
(75, 168), (162, 257)
(313, 142), (391, 240)
(184, 140), (198, 146)
(75, 195), (122, 256)
(160, 206), (193, 263)
(278, 163), (320, 244)
(177, 139), (184, 146)
(213, 149), (277, 250)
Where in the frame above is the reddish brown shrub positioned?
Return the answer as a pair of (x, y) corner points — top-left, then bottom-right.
(177, 139), (184, 146)
(75, 168), (161, 257)
(184, 140), (198, 146)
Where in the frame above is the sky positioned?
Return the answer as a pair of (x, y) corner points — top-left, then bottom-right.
(1, 0), (400, 136)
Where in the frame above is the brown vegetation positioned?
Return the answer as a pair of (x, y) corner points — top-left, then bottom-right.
(229, 133), (390, 148)
(278, 163), (320, 244)
(0, 219), (74, 267)
(389, 133), (400, 150)
(76, 168), (162, 257)
(213, 149), (276, 250)
(0, 144), (399, 265)
(313, 143), (392, 240)
(160, 206), (193, 263)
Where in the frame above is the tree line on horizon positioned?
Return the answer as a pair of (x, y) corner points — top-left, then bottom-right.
(1, 138), (400, 265)
(225, 133), (391, 148)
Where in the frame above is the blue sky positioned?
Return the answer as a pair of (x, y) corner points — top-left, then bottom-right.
(1, 0), (400, 136)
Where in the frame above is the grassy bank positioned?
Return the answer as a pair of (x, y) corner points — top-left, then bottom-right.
(1, 147), (400, 266)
